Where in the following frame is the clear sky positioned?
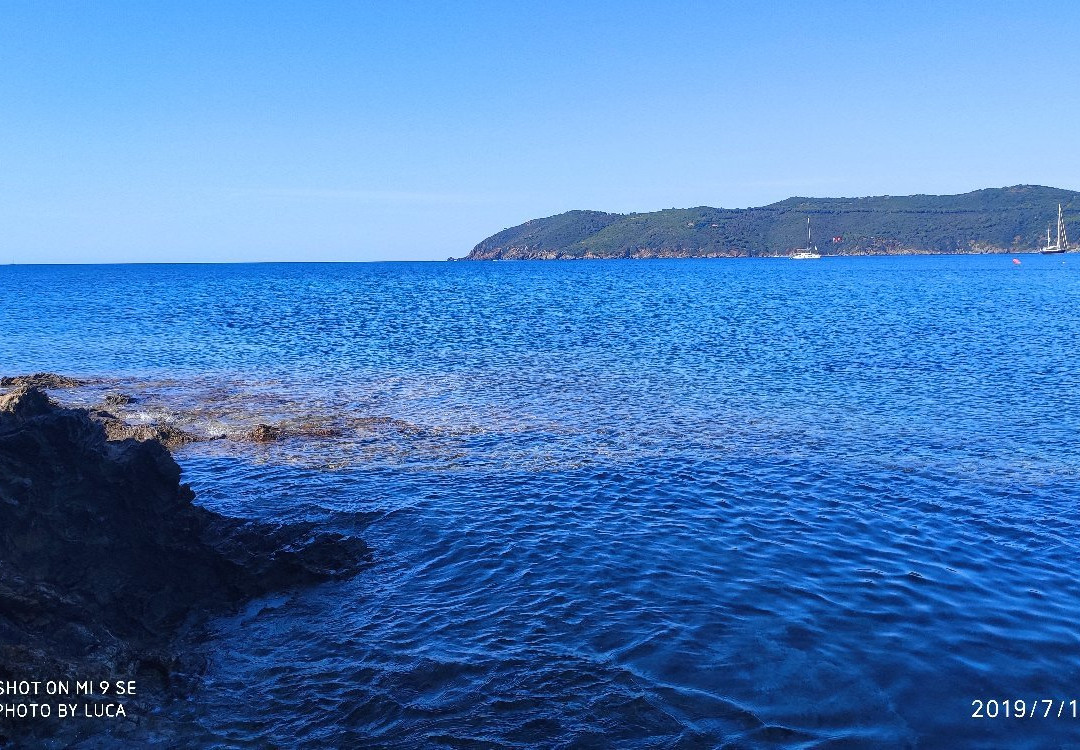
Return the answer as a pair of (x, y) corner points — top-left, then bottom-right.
(3, 0), (1079, 263)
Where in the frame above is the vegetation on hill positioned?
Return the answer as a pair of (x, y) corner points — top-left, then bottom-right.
(464, 185), (1080, 259)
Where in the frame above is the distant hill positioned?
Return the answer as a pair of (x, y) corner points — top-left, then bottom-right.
(463, 185), (1080, 260)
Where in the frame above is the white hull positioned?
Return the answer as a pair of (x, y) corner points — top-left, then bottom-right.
(1043, 204), (1071, 254)
(790, 252), (821, 260)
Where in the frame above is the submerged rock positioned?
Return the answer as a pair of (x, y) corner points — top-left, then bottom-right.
(0, 372), (84, 389)
(295, 421), (343, 438)
(99, 416), (201, 449)
(103, 392), (137, 406)
(0, 387), (367, 743)
(248, 423), (283, 442)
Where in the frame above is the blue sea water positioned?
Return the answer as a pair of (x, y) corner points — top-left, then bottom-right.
(2, 255), (1080, 748)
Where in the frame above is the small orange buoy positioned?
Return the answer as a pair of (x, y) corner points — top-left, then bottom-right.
(1012, 258), (1021, 264)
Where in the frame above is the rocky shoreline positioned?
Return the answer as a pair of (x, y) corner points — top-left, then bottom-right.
(0, 379), (368, 745)
(463, 245), (1021, 261)
(0, 373), (457, 473)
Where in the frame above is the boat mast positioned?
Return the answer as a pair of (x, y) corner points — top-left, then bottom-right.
(1058, 204), (1069, 251)
(807, 217), (811, 250)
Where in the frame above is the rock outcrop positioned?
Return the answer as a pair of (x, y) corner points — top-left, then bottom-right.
(97, 415), (201, 449)
(103, 392), (137, 406)
(0, 387), (367, 743)
(0, 373), (83, 389)
(248, 423), (283, 443)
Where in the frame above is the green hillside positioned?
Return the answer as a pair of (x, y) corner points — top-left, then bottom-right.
(464, 185), (1080, 259)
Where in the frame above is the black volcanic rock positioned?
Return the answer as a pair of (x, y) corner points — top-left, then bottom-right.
(0, 386), (367, 742)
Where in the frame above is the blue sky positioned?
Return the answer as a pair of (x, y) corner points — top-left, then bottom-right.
(2, 1), (1079, 263)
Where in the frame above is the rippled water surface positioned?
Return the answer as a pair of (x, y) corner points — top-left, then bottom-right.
(3, 256), (1080, 747)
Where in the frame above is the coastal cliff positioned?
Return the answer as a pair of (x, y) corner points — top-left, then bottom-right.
(0, 385), (367, 744)
(464, 185), (1080, 260)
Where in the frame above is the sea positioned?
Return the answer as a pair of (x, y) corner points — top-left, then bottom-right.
(2, 255), (1079, 748)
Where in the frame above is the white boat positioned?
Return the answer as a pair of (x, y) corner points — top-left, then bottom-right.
(1042, 204), (1069, 255)
(790, 217), (821, 259)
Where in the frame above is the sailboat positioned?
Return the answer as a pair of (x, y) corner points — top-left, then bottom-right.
(790, 217), (821, 260)
(1041, 204), (1069, 255)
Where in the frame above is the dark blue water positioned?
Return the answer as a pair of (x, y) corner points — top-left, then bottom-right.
(3, 256), (1080, 747)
